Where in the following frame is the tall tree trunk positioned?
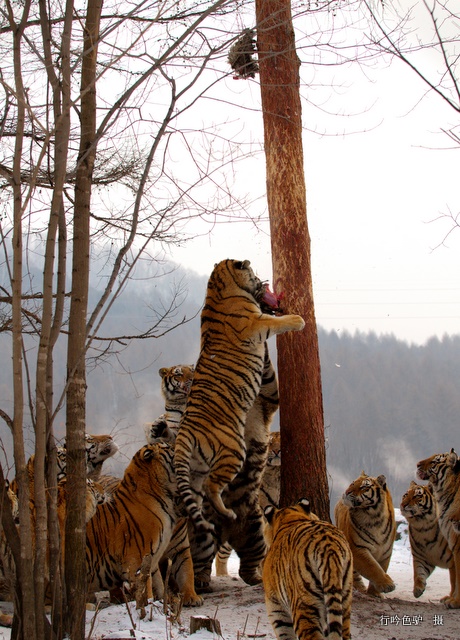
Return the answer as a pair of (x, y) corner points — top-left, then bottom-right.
(255, 0), (330, 520)
(6, 0), (39, 636)
(65, 0), (102, 637)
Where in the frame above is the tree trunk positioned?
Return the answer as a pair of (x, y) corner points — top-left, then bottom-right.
(65, 0), (102, 637)
(255, 0), (330, 520)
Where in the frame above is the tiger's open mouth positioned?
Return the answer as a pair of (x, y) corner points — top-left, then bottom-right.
(257, 282), (284, 315)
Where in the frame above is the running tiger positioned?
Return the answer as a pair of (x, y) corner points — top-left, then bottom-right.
(334, 471), (396, 597)
(417, 449), (460, 608)
(263, 499), (352, 640)
(174, 259), (305, 532)
(86, 443), (177, 610)
(400, 480), (454, 598)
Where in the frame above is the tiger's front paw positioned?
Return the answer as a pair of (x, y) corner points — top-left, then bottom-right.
(443, 596), (460, 609)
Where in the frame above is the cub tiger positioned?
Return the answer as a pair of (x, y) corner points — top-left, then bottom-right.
(174, 259), (304, 532)
(400, 480), (454, 598)
(263, 499), (352, 640)
(334, 471), (396, 597)
(86, 443), (177, 610)
(417, 449), (460, 608)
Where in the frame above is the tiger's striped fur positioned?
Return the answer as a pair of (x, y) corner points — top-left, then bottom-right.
(263, 499), (352, 640)
(215, 426), (280, 580)
(155, 342), (280, 590)
(86, 442), (178, 610)
(400, 480), (454, 598)
(173, 259), (304, 532)
(417, 449), (460, 608)
(334, 472), (396, 597)
(97, 472), (202, 606)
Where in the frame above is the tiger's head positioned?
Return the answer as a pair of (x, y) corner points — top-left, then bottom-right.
(124, 442), (176, 495)
(267, 431), (281, 467)
(84, 433), (119, 466)
(341, 472), (388, 509)
(263, 498), (318, 546)
(208, 260), (266, 301)
(159, 365), (194, 404)
(400, 481), (436, 520)
(417, 449), (460, 489)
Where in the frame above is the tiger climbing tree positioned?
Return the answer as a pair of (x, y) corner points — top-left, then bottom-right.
(255, 0), (330, 520)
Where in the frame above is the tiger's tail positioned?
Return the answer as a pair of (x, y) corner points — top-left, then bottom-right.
(174, 437), (215, 532)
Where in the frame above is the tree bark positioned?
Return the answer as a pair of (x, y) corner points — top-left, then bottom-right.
(65, 0), (102, 637)
(255, 0), (330, 520)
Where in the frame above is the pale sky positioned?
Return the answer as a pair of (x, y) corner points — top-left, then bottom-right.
(170, 16), (460, 347)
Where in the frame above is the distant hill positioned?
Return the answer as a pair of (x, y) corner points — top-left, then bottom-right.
(1, 263), (458, 517)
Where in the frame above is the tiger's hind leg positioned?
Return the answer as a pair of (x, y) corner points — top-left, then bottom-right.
(204, 462), (244, 522)
(264, 596), (297, 640)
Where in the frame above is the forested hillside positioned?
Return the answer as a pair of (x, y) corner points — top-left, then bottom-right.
(1, 265), (459, 516)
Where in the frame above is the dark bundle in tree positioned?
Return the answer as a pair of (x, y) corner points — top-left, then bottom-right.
(228, 29), (259, 79)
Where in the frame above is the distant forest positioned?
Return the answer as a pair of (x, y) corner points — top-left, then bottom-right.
(1, 264), (459, 516)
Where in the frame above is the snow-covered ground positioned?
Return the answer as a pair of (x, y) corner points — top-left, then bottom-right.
(1, 511), (459, 640)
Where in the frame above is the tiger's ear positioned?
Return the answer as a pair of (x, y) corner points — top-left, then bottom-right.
(159, 368), (168, 378)
(297, 498), (311, 514)
(376, 474), (387, 489)
(449, 448), (460, 471)
(264, 505), (276, 524)
(409, 480), (418, 488)
(142, 446), (157, 461)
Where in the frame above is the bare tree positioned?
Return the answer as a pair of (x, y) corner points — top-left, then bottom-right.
(362, 0), (460, 243)
(0, 0), (260, 636)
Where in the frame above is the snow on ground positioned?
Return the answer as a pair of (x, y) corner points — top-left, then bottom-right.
(1, 511), (459, 639)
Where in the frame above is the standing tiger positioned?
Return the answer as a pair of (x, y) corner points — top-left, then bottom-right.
(86, 442), (177, 610)
(334, 471), (396, 597)
(173, 259), (304, 533)
(262, 499), (352, 640)
(150, 344), (280, 590)
(417, 449), (460, 608)
(400, 480), (454, 598)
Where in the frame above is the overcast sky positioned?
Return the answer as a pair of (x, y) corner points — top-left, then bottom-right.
(170, 6), (460, 347)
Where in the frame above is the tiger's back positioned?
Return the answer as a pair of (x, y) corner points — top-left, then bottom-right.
(263, 499), (352, 640)
(174, 259), (304, 532)
(400, 480), (454, 598)
(86, 443), (177, 608)
(334, 471), (396, 597)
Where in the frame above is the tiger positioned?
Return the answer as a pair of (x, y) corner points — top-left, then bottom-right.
(154, 342), (280, 590)
(334, 471), (396, 597)
(262, 498), (353, 640)
(400, 480), (454, 598)
(417, 448), (460, 608)
(173, 258), (304, 534)
(215, 428), (281, 579)
(96, 472), (203, 606)
(86, 442), (178, 611)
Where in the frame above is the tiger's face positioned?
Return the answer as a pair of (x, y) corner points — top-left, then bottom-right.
(159, 365), (195, 403)
(400, 481), (435, 520)
(267, 431), (281, 467)
(417, 449), (460, 488)
(341, 472), (387, 509)
(84, 433), (119, 465)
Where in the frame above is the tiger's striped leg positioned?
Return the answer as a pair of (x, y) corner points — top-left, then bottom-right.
(230, 511), (266, 586)
(215, 542), (232, 576)
(264, 596), (297, 640)
(188, 521), (217, 593)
